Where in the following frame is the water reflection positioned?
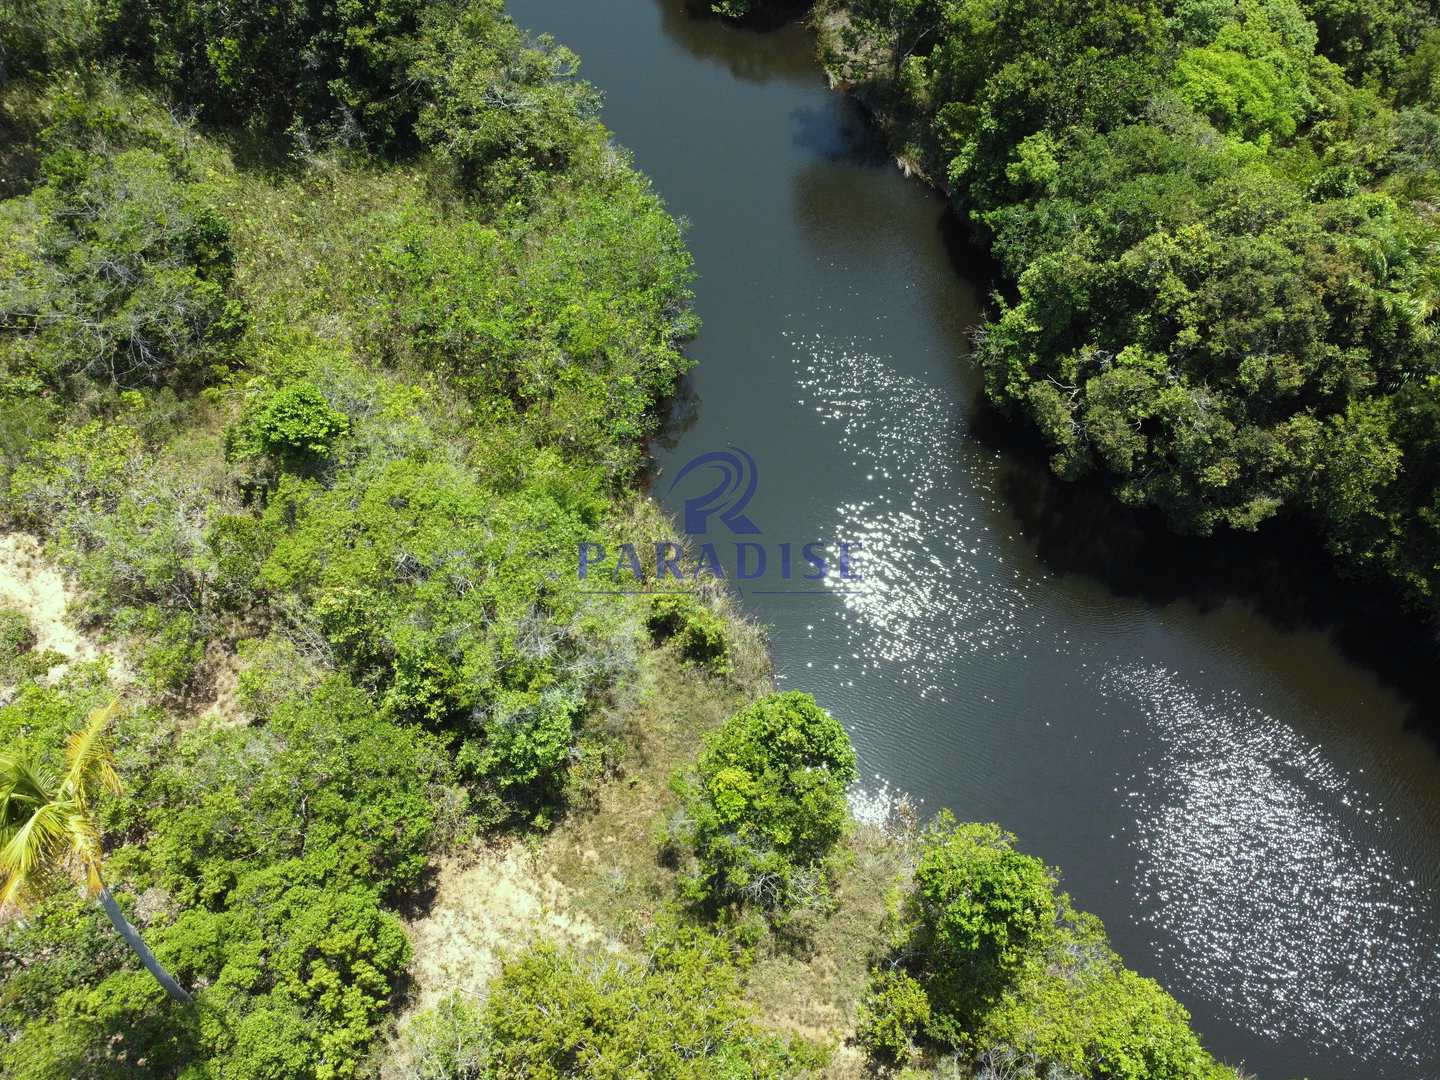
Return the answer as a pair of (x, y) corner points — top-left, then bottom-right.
(1102, 664), (1440, 1069)
(653, 0), (816, 83)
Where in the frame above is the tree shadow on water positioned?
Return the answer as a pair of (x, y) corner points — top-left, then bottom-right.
(974, 403), (1440, 750)
(652, 0), (818, 84)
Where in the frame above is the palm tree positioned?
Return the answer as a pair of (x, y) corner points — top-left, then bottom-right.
(0, 701), (193, 1007)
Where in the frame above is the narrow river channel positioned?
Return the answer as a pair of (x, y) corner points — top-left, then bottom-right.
(508, 3), (1440, 1075)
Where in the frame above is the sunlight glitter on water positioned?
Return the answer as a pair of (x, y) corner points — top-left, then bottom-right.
(1099, 664), (1440, 1069)
(787, 330), (1043, 693)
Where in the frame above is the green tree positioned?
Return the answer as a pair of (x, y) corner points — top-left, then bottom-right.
(905, 816), (1055, 1041)
(0, 701), (193, 1006)
(671, 691), (858, 911)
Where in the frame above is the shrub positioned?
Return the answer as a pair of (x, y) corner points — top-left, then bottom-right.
(103, 0), (427, 143)
(409, 0), (601, 202)
(135, 608), (204, 697)
(671, 691), (858, 911)
(227, 379), (349, 467)
(146, 676), (455, 906)
(647, 594), (730, 673)
(410, 924), (824, 1077)
(2, 139), (241, 390)
(856, 968), (930, 1064)
(971, 905), (1233, 1080)
(908, 815), (1056, 1042)
(0, 605), (37, 681)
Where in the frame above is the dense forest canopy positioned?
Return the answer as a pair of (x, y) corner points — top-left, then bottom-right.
(790, 0), (1440, 617)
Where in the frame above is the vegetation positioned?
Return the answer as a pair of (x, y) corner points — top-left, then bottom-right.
(857, 814), (1234, 1077)
(0, 701), (193, 1006)
(668, 691), (858, 913)
(0, 0), (1245, 1076)
(809, 0), (1440, 616)
(402, 924), (825, 1077)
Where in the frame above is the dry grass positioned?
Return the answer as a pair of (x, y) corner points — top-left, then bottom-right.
(386, 627), (910, 1073)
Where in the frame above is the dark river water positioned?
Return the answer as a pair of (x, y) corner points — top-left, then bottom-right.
(509, 2), (1440, 1075)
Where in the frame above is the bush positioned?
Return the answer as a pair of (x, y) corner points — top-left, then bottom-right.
(0, 605), (37, 682)
(406, 924), (823, 1077)
(647, 594), (730, 673)
(908, 816), (1056, 1042)
(971, 903), (1234, 1080)
(227, 378), (349, 468)
(862, 813), (1233, 1076)
(671, 691), (858, 912)
(146, 676), (455, 906)
(103, 0), (427, 143)
(135, 608), (203, 697)
(409, 0), (601, 202)
(2, 132), (241, 391)
(856, 969), (930, 1064)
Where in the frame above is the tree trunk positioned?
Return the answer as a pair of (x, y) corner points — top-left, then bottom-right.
(97, 884), (195, 1008)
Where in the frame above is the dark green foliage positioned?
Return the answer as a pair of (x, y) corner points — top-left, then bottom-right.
(671, 691), (858, 911)
(103, 0), (426, 142)
(0, 0), (104, 84)
(405, 923), (825, 1077)
(1297, 0), (1440, 87)
(648, 594), (731, 673)
(824, 0), (1440, 614)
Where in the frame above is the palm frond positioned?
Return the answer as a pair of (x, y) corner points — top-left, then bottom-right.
(0, 799), (77, 907)
(64, 700), (122, 807)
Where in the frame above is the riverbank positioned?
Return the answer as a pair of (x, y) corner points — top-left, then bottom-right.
(801, 0), (1440, 636)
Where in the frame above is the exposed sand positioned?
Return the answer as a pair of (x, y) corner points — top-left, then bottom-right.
(0, 532), (97, 684)
(400, 843), (613, 1015)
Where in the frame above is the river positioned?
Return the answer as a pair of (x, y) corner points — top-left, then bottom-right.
(508, 2), (1440, 1076)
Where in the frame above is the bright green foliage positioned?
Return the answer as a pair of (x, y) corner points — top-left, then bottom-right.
(0, 676), (445, 1079)
(863, 813), (1232, 1075)
(406, 923), (824, 1077)
(672, 691), (858, 911)
(170, 866), (410, 1079)
(855, 968), (930, 1063)
(145, 676), (454, 905)
(648, 594), (731, 673)
(257, 449), (633, 819)
(1172, 6), (1322, 144)
(972, 904), (1233, 1080)
(907, 816), (1056, 1039)
(228, 379), (349, 466)
(370, 182), (695, 479)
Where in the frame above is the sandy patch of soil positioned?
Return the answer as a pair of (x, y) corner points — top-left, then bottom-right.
(400, 843), (614, 1015)
(0, 532), (98, 683)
